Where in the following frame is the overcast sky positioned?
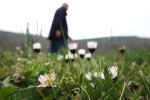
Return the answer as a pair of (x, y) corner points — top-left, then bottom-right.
(0, 0), (150, 40)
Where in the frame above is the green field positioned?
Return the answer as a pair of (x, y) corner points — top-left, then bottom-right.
(0, 49), (150, 100)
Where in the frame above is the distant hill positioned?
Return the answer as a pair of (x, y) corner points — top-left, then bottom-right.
(0, 30), (49, 52)
(75, 36), (150, 53)
(0, 30), (150, 53)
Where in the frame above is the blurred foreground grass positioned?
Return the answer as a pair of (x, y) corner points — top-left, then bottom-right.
(0, 50), (150, 100)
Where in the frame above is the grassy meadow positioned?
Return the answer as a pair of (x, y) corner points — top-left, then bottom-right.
(0, 47), (150, 100)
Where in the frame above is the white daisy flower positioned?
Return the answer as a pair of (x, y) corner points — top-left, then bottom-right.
(98, 72), (105, 79)
(16, 46), (21, 51)
(131, 62), (136, 66)
(68, 42), (78, 54)
(44, 62), (50, 66)
(17, 57), (22, 62)
(87, 41), (98, 48)
(78, 49), (86, 58)
(89, 82), (96, 89)
(74, 53), (78, 58)
(33, 42), (41, 53)
(65, 52), (74, 61)
(118, 46), (126, 54)
(108, 65), (118, 79)
(87, 41), (98, 53)
(38, 72), (56, 87)
(84, 53), (92, 60)
(93, 72), (105, 79)
(93, 72), (98, 78)
(85, 72), (92, 80)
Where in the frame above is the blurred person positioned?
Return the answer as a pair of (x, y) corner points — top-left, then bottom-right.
(48, 3), (71, 54)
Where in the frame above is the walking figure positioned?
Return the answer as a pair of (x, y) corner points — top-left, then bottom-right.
(48, 3), (71, 54)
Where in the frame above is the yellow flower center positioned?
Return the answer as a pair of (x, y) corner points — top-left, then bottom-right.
(44, 78), (53, 86)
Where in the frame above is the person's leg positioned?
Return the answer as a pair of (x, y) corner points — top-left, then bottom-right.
(57, 38), (68, 54)
(49, 38), (67, 54)
(50, 41), (58, 54)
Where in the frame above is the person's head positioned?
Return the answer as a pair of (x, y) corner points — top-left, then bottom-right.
(62, 3), (69, 11)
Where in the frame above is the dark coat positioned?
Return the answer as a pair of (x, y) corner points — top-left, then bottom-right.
(48, 7), (69, 41)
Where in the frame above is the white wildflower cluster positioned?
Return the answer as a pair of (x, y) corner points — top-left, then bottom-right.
(16, 58), (28, 63)
(85, 71), (105, 80)
(85, 65), (118, 81)
(38, 72), (56, 87)
(44, 62), (51, 66)
(65, 51), (75, 61)
(108, 65), (118, 79)
(67, 41), (98, 60)
(93, 72), (105, 79)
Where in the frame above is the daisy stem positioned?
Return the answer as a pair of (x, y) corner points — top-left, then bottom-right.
(119, 83), (126, 100)
(91, 57), (98, 68)
(80, 86), (91, 100)
(35, 53), (43, 67)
